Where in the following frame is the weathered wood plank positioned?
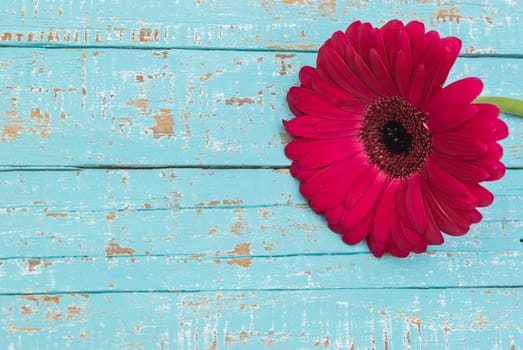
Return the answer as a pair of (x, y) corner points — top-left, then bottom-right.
(1, 205), (521, 260)
(0, 49), (521, 166)
(1, 289), (521, 349)
(0, 250), (521, 294)
(0, 0), (520, 55)
(0, 168), (521, 259)
(0, 168), (520, 212)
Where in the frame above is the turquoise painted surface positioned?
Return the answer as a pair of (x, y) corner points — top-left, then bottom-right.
(0, 50), (522, 166)
(0, 0), (521, 54)
(0, 0), (522, 349)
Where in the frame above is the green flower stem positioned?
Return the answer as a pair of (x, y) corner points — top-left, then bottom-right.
(474, 96), (523, 117)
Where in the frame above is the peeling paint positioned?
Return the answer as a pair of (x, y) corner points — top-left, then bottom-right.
(1, 124), (23, 141)
(28, 259), (41, 272)
(227, 243), (251, 256)
(42, 295), (61, 305)
(196, 199), (244, 207)
(45, 212), (68, 218)
(279, 132), (293, 145)
(435, 7), (463, 23)
(149, 109), (175, 139)
(105, 241), (136, 256)
(226, 258), (252, 268)
(9, 326), (42, 333)
(225, 97), (255, 106)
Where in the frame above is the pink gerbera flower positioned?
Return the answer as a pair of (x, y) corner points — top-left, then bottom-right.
(283, 20), (508, 257)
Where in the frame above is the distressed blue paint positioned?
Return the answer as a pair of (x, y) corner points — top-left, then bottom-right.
(0, 49), (522, 166)
(0, 289), (521, 349)
(0, 169), (521, 260)
(0, 0), (522, 348)
(0, 251), (522, 294)
(0, 0), (521, 55)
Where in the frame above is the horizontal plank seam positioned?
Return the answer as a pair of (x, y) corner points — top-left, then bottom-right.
(0, 165), (522, 172)
(0, 203), (307, 212)
(0, 249), (520, 262)
(0, 165), (290, 172)
(1, 285), (522, 297)
(1, 42), (523, 58)
(0, 251), (372, 261)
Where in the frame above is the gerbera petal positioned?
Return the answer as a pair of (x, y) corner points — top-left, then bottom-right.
(432, 132), (488, 159)
(285, 138), (335, 160)
(426, 77), (483, 112)
(405, 20), (426, 65)
(328, 223), (342, 234)
(344, 21), (362, 49)
(370, 181), (398, 248)
(423, 183), (469, 236)
(386, 237), (410, 258)
(357, 22), (374, 60)
(313, 119), (362, 133)
(299, 66), (317, 89)
(287, 87), (360, 120)
(381, 20), (405, 67)
(351, 51), (390, 96)
(341, 211), (372, 245)
(290, 161), (316, 182)
(424, 39), (462, 98)
(397, 174), (427, 233)
(309, 170), (353, 213)
(390, 208), (415, 253)
(433, 152), (490, 182)
(425, 157), (470, 196)
(283, 117), (356, 139)
(343, 165), (379, 209)
(428, 103), (478, 132)
(368, 48), (398, 95)
(408, 64), (426, 108)
(437, 189), (478, 211)
(430, 187), (479, 236)
(299, 160), (354, 199)
(400, 218), (430, 252)
(310, 76), (361, 107)
(468, 183), (494, 207)
(487, 161), (506, 181)
(366, 232), (387, 258)
(298, 139), (362, 170)
(325, 205), (344, 226)
(341, 169), (386, 228)
(493, 118), (509, 140)
(317, 43), (375, 100)
(394, 50), (410, 96)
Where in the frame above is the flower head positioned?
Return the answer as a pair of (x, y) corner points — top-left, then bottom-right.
(283, 20), (508, 257)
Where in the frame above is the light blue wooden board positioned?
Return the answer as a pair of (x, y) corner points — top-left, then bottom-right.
(0, 205), (521, 259)
(0, 49), (522, 167)
(0, 169), (521, 259)
(1, 289), (521, 349)
(0, 250), (522, 294)
(0, 0), (521, 55)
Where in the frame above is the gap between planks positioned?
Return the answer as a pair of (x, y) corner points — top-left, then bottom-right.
(2, 42), (523, 58)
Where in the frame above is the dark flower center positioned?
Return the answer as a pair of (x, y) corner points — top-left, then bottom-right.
(360, 97), (432, 178)
(381, 120), (412, 155)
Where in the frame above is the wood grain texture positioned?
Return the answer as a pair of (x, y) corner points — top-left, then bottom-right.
(0, 169), (521, 260)
(1, 0), (522, 349)
(1, 289), (521, 349)
(0, 0), (521, 54)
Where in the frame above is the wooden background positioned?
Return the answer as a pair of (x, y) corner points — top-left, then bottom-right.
(0, 0), (522, 349)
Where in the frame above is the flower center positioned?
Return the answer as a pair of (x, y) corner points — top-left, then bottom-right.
(381, 120), (412, 155)
(360, 96), (432, 178)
